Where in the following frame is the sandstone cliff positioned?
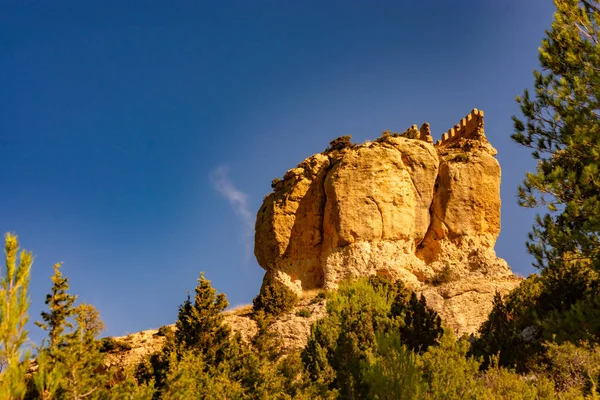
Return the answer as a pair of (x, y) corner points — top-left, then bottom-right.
(255, 109), (521, 335)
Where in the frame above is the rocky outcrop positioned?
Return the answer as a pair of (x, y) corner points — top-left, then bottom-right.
(102, 298), (328, 368)
(255, 109), (521, 335)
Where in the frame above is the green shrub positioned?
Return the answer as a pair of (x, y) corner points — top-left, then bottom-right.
(420, 329), (485, 399)
(482, 365), (557, 400)
(309, 290), (327, 305)
(302, 278), (391, 397)
(543, 341), (600, 395)
(368, 274), (400, 302)
(474, 267), (600, 372)
(362, 333), (426, 400)
(161, 351), (243, 399)
(430, 263), (456, 286)
(449, 153), (470, 163)
(99, 337), (132, 353)
(390, 291), (443, 354)
(296, 308), (312, 318)
(471, 292), (525, 370)
(155, 325), (172, 337)
(324, 135), (354, 152)
(542, 293), (600, 344)
(252, 279), (298, 319)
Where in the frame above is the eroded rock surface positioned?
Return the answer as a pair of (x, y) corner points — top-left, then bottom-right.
(255, 109), (521, 335)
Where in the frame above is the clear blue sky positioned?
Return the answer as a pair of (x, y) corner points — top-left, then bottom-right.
(1, 1), (555, 341)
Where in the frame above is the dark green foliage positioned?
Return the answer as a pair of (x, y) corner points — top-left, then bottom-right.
(512, 0), (600, 276)
(296, 308), (311, 318)
(252, 278), (297, 320)
(493, 0), (600, 376)
(542, 292), (600, 344)
(100, 336), (133, 353)
(472, 276), (554, 371)
(160, 351), (242, 399)
(325, 135), (355, 152)
(368, 274), (402, 302)
(302, 278), (390, 397)
(419, 329), (485, 399)
(174, 273), (231, 365)
(390, 291), (443, 354)
(430, 263), (457, 286)
(309, 290), (327, 305)
(302, 277), (444, 398)
(142, 273), (232, 394)
(271, 177), (281, 189)
(35, 263), (77, 348)
(139, 272), (312, 399)
(9, 236), (600, 398)
(155, 325), (172, 337)
(536, 263), (598, 317)
(250, 309), (282, 362)
(361, 333), (426, 400)
(475, 268), (600, 371)
(471, 292), (526, 370)
(334, 302), (378, 398)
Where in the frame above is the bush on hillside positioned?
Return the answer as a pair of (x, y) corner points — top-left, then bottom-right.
(252, 279), (298, 320)
(324, 135), (354, 152)
(296, 308), (312, 318)
(99, 337), (133, 353)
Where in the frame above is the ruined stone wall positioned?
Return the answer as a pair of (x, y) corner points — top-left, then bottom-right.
(436, 109), (486, 146)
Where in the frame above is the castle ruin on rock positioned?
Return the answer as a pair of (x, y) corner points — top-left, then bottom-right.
(254, 109), (521, 335)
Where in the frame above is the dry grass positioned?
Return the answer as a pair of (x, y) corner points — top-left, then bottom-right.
(225, 303), (253, 316)
(300, 289), (326, 300)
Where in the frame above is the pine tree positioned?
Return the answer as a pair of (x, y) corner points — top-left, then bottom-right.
(144, 273), (233, 393)
(0, 233), (33, 399)
(512, 0), (600, 274)
(471, 292), (524, 369)
(34, 303), (108, 399)
(34, 264), (110, 399)
(174, 272), (231, 366)
(58, 303), (108, 399)
(35, 263), (77, 348)
(302, 278), (393, 397)
(390, 291), (443, 354)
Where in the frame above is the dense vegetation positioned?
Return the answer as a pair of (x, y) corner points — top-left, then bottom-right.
(1, 243), (598, 399)
(1, 0), (600, 398)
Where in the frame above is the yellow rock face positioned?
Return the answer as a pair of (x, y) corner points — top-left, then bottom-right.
(254, 110), (521, 335)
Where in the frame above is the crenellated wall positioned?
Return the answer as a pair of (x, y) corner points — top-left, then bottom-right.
(435, 108), (486, 146)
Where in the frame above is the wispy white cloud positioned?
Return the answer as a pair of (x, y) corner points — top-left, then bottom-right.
(209, 166), (254, 260)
